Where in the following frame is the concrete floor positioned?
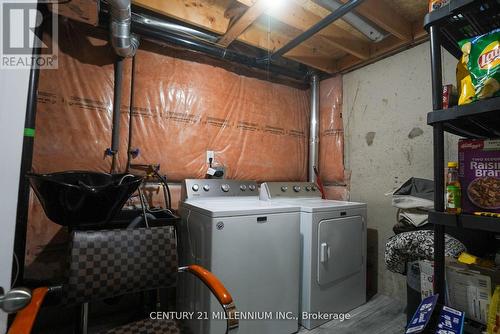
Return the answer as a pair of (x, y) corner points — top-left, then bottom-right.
(35, 294), (406, 334)
(298, 294), (407, 334)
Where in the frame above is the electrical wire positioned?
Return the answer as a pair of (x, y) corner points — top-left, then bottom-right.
(153, 170), (172, 210)
(118, 174), (135, 185)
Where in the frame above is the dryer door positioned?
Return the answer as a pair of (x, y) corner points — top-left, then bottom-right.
(317, 216), (363, 285)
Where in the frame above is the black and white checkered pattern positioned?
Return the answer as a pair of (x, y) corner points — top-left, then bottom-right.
(102, 318), (189, 334)
(62, 226), (178, 306)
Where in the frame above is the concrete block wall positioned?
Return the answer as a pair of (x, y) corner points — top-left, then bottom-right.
(343, 42), (459, 302)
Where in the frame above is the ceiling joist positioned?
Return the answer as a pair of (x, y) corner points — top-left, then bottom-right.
(132, 0), (429, 75)
(237, 0), (370, 59)
(134, 0), (341, 73)
(218, 0), (267, 47)
(337, 0), (413, 41)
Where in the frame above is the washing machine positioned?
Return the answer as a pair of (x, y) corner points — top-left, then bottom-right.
(260, 182), (367, 329)
(177, 179), (301, 334)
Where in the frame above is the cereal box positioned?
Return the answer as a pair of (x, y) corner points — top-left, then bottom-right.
(458, 139), (500, 213)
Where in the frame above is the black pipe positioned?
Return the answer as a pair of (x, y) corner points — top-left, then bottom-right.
(126, 56), (136, 172)
(111, 57), (125, 173)
(131, 24), (308, 82)
(263, 0), (364, 62)
(12, 5), (44, 286)
(98, 4), (311, 83)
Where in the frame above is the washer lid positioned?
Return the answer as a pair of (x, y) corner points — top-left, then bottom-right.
(263, 198), (366, 213)
(182, 197), (301, 217)
(294, 199), (366, 213)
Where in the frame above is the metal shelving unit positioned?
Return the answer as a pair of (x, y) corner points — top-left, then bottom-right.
(429, 212), (500, 233)
(424, 0), (500, 305)
(427, 97), (500, 138)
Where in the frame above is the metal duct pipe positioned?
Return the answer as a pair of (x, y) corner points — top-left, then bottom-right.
(99, 5), (310, 82)
(131, 23), (308, 81)
(132, 13), (219, 43)
(108, 0), (139, 57)
(264, 0), (364, 62)
(309, 74), (320, 182)
(314, 0), (387, 42)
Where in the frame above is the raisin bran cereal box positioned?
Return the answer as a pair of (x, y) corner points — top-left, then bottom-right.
(458, 139), (500, 213)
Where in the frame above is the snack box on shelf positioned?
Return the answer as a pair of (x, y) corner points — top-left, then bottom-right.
(458, 139), (500, 214)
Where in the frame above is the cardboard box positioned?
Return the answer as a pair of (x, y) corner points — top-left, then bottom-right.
(445, 259), (500, 324)
(419, 260), (435, 299)
(458, 139), (500, 214)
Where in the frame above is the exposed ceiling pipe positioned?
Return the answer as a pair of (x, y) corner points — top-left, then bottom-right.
(132, 13), (219, 44)
(130, 17), (309, 82)
(314, 0), (387, 42)
(98, 3), (312, 83)
(110, 57), (124, 173)
(261, 0), (364, 62)
(309, 74), (320, 183)
(108, 0), (139, 57)
(106, 0), (139, 172)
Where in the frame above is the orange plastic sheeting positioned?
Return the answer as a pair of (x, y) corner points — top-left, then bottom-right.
(34, 22), (130, 173)
(318, 76), (345, 184)
(324, 186), (349, 201)
(33, 21), (309, 182)
(26, 20), (310, 280)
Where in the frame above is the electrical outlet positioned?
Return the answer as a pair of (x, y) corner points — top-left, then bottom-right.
(206, 150), (215, 163)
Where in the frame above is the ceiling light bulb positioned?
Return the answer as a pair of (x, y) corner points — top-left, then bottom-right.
(264, 0), (288, 13)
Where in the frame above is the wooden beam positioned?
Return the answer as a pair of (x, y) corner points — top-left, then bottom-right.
(285, 52), (338, 73)
(218, 0), (267, 47)
(224, 2), (247, 23)
(133, 0), (340, 73)
(338, 0), (412, 41)
(241, 23), (340, 73)
(237, 0), (371, 59)
(336, 22), (429, 73)
(412, 22), (428, 41)
(133, 0), (229, 34)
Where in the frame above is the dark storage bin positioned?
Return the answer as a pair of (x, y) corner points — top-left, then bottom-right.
(28, 171), (142, 228)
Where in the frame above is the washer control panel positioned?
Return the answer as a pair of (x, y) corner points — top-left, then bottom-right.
(260, 182), (321, 200)
(182, 179), (258, 200)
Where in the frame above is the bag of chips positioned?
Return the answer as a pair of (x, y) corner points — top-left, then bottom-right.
(458, 29), (500, 102)
(457, 51), (475, 105)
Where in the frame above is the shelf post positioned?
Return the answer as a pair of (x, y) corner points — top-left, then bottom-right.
(429, 24), (446, 304)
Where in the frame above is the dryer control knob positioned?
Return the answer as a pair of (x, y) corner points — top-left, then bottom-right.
(192, 184), (200, 192)
(203, 184), (210, 192)
(311, 186), (317, 191)
(240, 185), (247, 191)
(305, 186), (311, 191)
(221, 184), (230, 192)
(293, 186), (301, 192)
(281, 186), (288, 192)
(248, 184), (256, 191)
